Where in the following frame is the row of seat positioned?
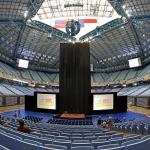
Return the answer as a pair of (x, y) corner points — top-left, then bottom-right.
(113, 118), (150, 134)
(1, 116), (150, 149)
(47, 118), (93, 125)
(0, 126), (150, 150)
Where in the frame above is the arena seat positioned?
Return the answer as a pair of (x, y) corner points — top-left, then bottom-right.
(71, 142), (92, 147)
(97, 143), (120, 150)
(126, 138), (150, 150)
(24, 139), (43, 146)
(92, 141), (111, 149)
(0, 132), (53, 150)
(53, 140), (71, 149)
(45, 144), (67, 150)
(71, 146), (95, 150)
(0, 145), (9, 150)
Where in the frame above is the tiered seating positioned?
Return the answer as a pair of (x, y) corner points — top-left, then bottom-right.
(0, 60), (150, 86)
(115, 70), (129, 81)
(45, 73), (57, 82)
(107, 72), (120, 82)
(0, 62), (20, 78)
(21, 70), (32, 80)
(12, 85), (34, 95)
(125, 70), (137, 80)
(38, 72), (50, 82)
(0, 84), (15, 96)
(2, 84), (24, 96)
(0, 116), (150, 150)
(30, 71), (42, 82)
(93, 74), (104, 83)
(54, 74), (59, 83)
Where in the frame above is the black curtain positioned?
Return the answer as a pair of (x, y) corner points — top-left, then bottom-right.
(59, 43), (90, 114)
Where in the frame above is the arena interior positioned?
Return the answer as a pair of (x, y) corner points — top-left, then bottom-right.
(0, 0), (150, 150)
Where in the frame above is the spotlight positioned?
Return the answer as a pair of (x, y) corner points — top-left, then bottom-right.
(68, 39), (71, 42)
(24, 10), (28, 18)
(47, 32), (52, 39)
(122, 5), (126, 9)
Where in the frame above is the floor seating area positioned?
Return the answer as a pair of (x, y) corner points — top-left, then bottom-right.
(23, 116), (43, 123)
(113, 118), (150, 135)
(47, 118), (93, 125)
(0, 116), (150, 150)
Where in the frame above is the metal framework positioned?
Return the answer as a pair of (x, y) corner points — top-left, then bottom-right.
(36, 0), (116, 19)
(0, 0), (149, 71)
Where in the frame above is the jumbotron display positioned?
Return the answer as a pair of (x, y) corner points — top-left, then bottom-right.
(93, 94), (114, 110)
(37, 93), (56, 110)
(17, 59), (29, 68)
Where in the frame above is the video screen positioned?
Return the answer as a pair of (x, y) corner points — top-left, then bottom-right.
(128, 58), (141, 68)
(93, 94), (114, 110)
(37, 93), (56, 110)
(18, 59), (29, 68)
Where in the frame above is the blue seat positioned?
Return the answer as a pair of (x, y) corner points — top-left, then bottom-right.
(92, 141), (110, 149)
(73, 140), (90, 143)
(53, 140), (71, 149)
(71, 142), (92, 147)
(0, 145), (9, 150)
(126, 138), (150, 150)
(71, 146), (94, 150)
(55, 136), (69, 140)
(103, 146), (125, 150)
(45, 144), (67, 150)
(111, 134), (124, 139)
(97, 143), (120, 150)
(5, 133), (22, 140)
(124, 135), (141, 142)
(70, 136), (83, 141)
(110, 137), (123, 145)
(24, 139), (43, 146)
(122, 139), (140, 146)
(0, 132), (53, 150)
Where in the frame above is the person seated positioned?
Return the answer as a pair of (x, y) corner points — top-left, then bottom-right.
(97, 116), (102, 125)
(102, 121), (107, 128)
(108, 116), (113, 130)
(0, 115), (9, 127)
(0, 115), (4, 125)
(17, 119), (32, 134)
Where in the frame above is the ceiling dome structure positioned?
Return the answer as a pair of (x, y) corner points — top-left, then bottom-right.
(0, 0), (149, 72)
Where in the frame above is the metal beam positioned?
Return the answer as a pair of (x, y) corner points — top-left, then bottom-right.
(0, 19), (24, 24)
(131, 15), (150, 21)
(27, 20), (76, 40)
(25, 0), (45, 20)
(13, 24), (26, 60)
(108, 0), (145, 59)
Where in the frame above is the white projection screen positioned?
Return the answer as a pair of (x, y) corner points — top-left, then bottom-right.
(37, 93), (56, 110)
(93, 94), (114, 110)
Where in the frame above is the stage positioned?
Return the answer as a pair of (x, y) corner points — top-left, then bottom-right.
(60, 113), (86, 119)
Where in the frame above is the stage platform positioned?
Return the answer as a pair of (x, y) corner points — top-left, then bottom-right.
(60, 113), (86, 119)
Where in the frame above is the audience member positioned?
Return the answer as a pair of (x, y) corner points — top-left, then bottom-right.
(17, 119), (32, 134)
(0, 115), (4, 125)
(97, 115), (102, 125)
(0, 115), (9, 127)
(108, 116), (113, 130)
(102, 121), (107, 128)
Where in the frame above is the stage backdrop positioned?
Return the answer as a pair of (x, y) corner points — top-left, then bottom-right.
(59, 43), (90, 114)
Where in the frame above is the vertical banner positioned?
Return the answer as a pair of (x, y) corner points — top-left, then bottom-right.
(59, 43), (90, 114)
